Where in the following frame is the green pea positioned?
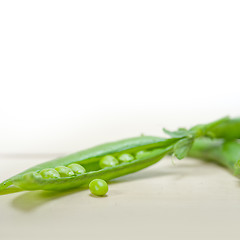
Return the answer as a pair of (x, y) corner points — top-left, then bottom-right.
(23, 172), (42, 181)
(40, 168), (60, 179)
(67, 164), (86, 174)
(55, 166), (75, 177)
(118, 153), (134, 162)
(135, 150), (147, 158)
(89, 179), (108, 196)
(99, 155), (119, 169)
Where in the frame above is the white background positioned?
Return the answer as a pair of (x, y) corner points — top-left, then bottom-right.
(0, 0), (239, 154)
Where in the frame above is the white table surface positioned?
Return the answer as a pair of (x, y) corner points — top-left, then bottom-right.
(1, 155), (240, 240)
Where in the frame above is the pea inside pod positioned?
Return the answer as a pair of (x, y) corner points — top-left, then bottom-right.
(68, 164), (86, 174)
(1, 136), (176, 191)
(55, 166), (75, 177)
(40, 168), (60, 179)
(135, 150), (147, 158)
(99, 155), (119, 169)
(118, 153), (134, 162)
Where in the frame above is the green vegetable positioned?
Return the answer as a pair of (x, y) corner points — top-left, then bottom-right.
(67, 163), (86, 174)
(209, 118), (240, 140)
(0, 116), (238, 193)
(99, 155), (119, 169)
(118, 153), (134, 162)
(188, 138), (240, 177)
(164, 116), (240, 140)
(165, 116), (240, 160)
(55, 166), (75, 177)
(89, 179), (108, 196)
(40, 168), (60, 179)
(135, 150), (147, 158)
(0, 136), (177, 191)
(173, 137), (193, 160)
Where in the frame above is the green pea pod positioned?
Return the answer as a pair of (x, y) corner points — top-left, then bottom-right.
(209, 118), (240, 140)
(188, 138), (240, 177)
(1, 116), (239, 193)
(164, 117), (240, 140)
(0, 136), (178, 192)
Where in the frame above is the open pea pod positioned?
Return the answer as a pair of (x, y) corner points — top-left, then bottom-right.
(0, 136), (178, 192)
(1, 116), (239, 193)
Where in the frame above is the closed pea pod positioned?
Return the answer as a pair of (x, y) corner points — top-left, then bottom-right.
(209, 118), (240, 140)
(188, 138), (240, 177)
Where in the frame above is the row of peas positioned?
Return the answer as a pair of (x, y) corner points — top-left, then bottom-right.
(39, 150), (147, 179)
(37, 150), (148, 196)
(99, 150), (147, 169)
(39, 163), (86, 179)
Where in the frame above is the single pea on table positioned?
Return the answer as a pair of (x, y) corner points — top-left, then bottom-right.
(89, 179), (108, 196)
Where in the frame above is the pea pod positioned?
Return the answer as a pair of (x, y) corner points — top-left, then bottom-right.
(188, 138), (240, 177)
(1, 116), (239, 193)
(164, 117), (240, 140)
(0, 136), (178, 192)
(209, 118), (240, 140)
